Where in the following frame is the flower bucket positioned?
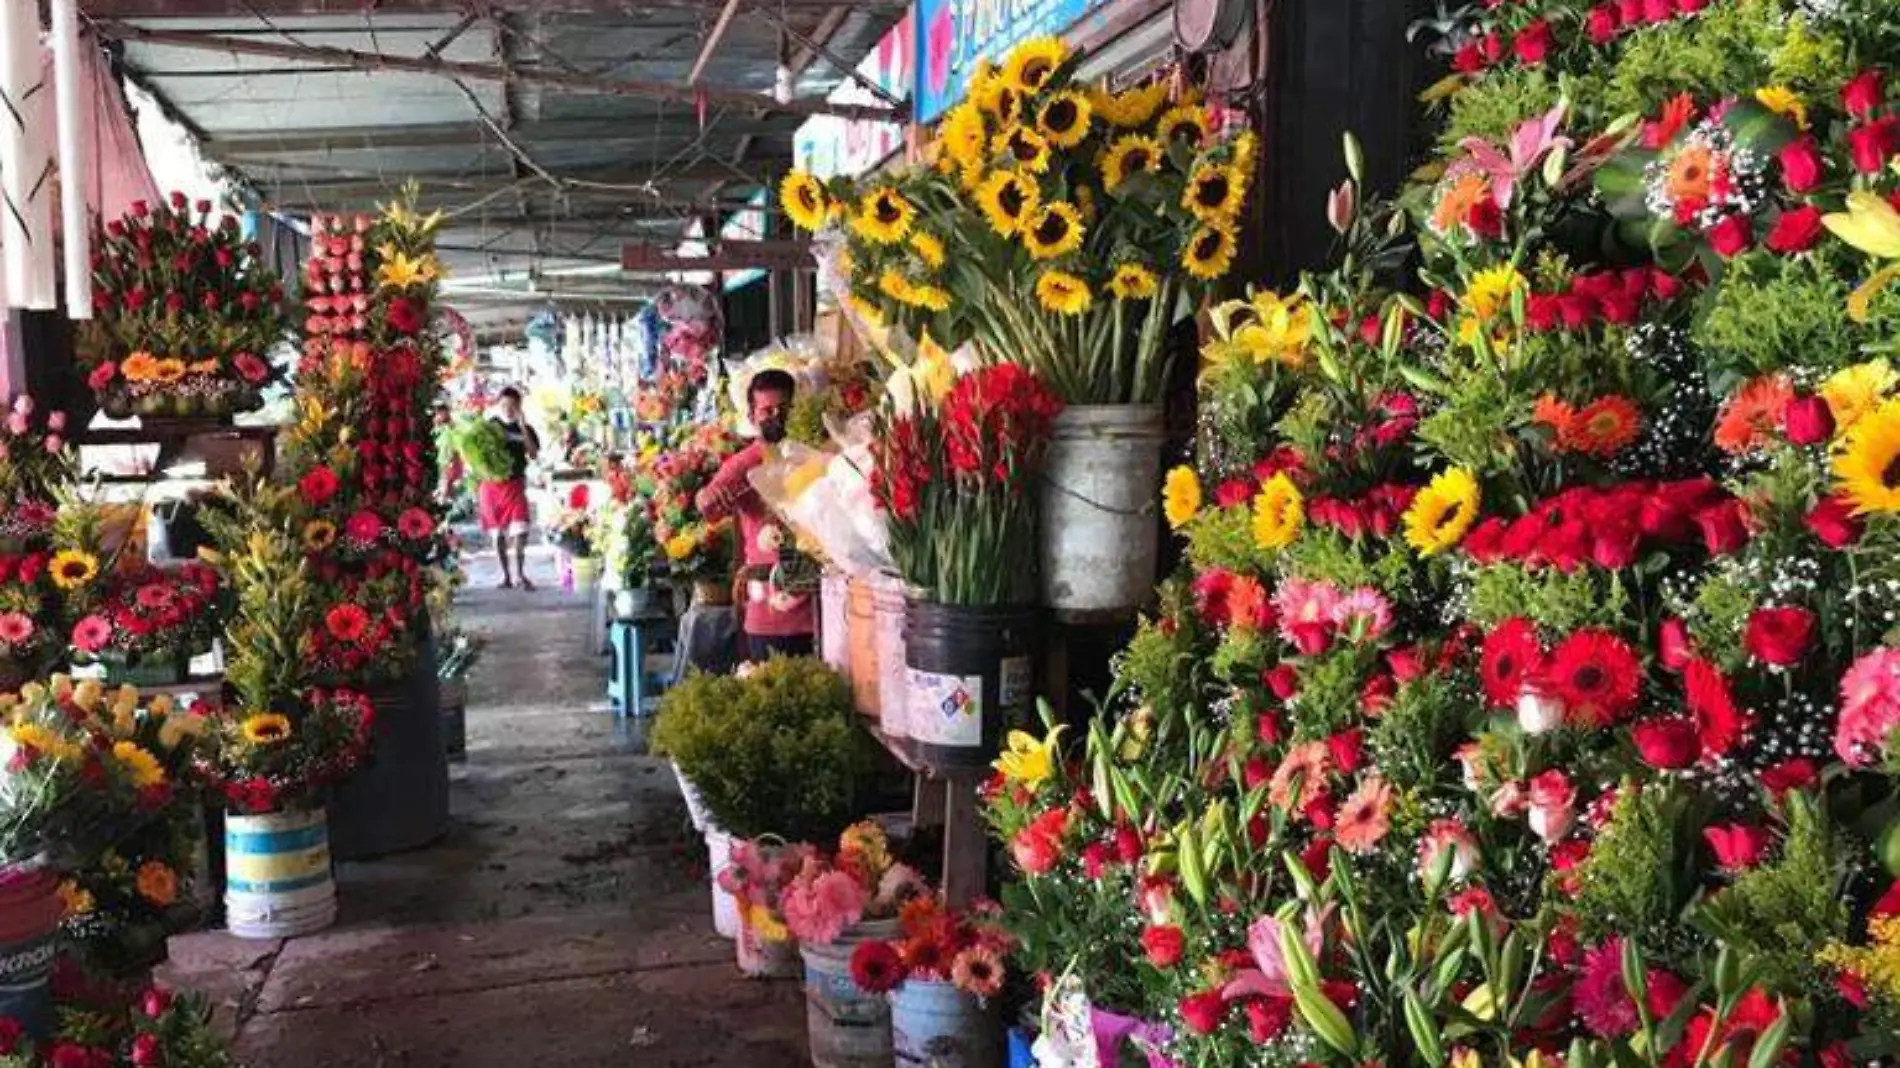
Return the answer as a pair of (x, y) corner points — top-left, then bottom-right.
(891, 978), (1000, 1068)
(1039, 405), (1166, 617)
(0, 859), (64, 1039)
(800, 919), (899, 1068)
(872, 575), (909, 739)
(440, 676), (468, 762)
(819, 571), (852, 680)
(224, 807), (337, 939)
(736, 910), (800, 979)
(328, 629), (450, 860)
(903, 600), (1038, 770)
(673, 761), (712, 832)
(693, 578), (734, 608)
(572, 555), (602, 593)
(704, 828), (740, 939)
(845, 577), (882, 721)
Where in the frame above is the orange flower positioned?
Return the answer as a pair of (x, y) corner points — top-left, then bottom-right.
(120, 351), (159, 383)
(1664, 144), (1715, 205)
(187, 359), (220, 375)
(1227, 575), (1271, 631)
(1268, 741), (1332, 812)
(1532, 393), (1576, 437)
(1559, 396), (1644, 457)
(1336, 775), (1395, 854)
(135, 861), (178, 907)
(1715, 375), (1794, 454)
(898, 895), (943, 938)
(1431, 172), (1491, 236)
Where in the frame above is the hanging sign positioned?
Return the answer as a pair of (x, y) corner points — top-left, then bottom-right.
(793, 14), (913, 180)
(913, 0), (1111, 124)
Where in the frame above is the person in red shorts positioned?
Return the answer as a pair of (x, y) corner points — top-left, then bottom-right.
(478, 386), (541, 590)
(695, 369), (816, 661)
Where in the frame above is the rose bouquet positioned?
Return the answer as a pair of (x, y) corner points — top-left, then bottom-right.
(783, 37), (1252, 404)
(79, 193), (287, 419)
(846, 896), (1015, 1001)
(872, 362), (1062, 605)
(777, 821), (928, 946)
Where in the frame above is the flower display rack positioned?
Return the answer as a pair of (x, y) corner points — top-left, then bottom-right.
(866, 725), (988, 909)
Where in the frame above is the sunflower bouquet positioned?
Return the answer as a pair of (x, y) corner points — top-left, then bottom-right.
(782, 37), (1253, 404)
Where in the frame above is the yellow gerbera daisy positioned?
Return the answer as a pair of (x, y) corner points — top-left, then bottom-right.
(1252, 473), (1304, 550)
(151, 358), (187, 385)
(303, 519), (338, 552)
(111, 741), (166, 789)
(779, 171), (830, 231)
(1163, 465), (1202, 529)
(1821, 359), (1897, 435)
(850, 187), (914, 244)
(1001, 36), (1066, 95)
(976, 171), (1041, 236)
(1754, 85), (1808, 130)
(240, 712), (293, 746)
(1022, 201), (1085, 260)
(1156, 105), (1211, 148)
(1109, 263), (1159, 300)
(1463, 263), (1527, 323)
(1092, 82), (1169, 129)
(1035, 270), (1093, 316)
(909, 231), (946, 270)
(1036, 90), (1093, 148)
(664, 532), (698, 561)
(1101, 134), (1161, 190)
(1832, 398), (1900, 514)
(993, 125), (1052, 174)
(1182, 222), (1238, 280)
(50, 550), (99, 590)
(1403, 467), (1482, 555)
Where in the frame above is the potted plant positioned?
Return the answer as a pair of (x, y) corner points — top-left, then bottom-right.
(872, 363), (1060, 768)
(78, 193), (288, 422)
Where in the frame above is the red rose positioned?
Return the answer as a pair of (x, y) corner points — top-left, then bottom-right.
(1707, 214), (1753, 258)
(1849, 117), (1899, 174)
(1244, 996), (1293, 1042)
(1743, 605), (1814, 666)
(1585, 5), (1620, 44)
(1844, 68), (1885, 119)
(1805, 493), (1863, 548)
(1759, 757), (1818, 797)
(298, 465), (340, 506)
(1694, 499), (1750, 556)
(1657, 616), (1696, 671)
(1641, 0), (1672, 21)
(1512, 18), (1554, 66)
(129, 1033), (163, 1068)
(1326, 728), (1366, 774)
(1141, 924), (1185, 968)
(1765, 205), (1824, 255)
(1079, 841), (1110, 879)
(1466, 197), (1504, 239)
(1704, 822), (1772, 872)
(1782, 393), (1834, 444)
(1632, 717), (1701, 769)
(1263, 663), (1299, 700)
(163, 292), (186, 315)
(1779, 137), (1824, 192)
(1178, 990), (1227, 1036)
(1112, 823), (1142, 864)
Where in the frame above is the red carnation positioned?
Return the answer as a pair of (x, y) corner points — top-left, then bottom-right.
(299, 465), (340, 506)
(1512, 19), (1553, 66)
(1546, 628), (1642, 727)
(386, 297), (425, 335)
(1244, 995), (1293, 1042)
(1641, 0), (1671, 20)
(1779, 137), (1824, 193)
(1480, 617), (1543, 707)
(1805, 494), (1863, 548)
(345, 510), (386, 544)
(1631, 717), (1700, 769)
(1707, 214), (1753, 258)
(1765, 205), (1824, 255)
(1113, 823), (1142, 864)
(1466, 197), (1504, 240)
(234, 351), (271, 385)
(1585, 5), (1620, 43)
(1742, 605), (1814, 666)
(1178, 990), (1227, 1036)
(1759, 757), (1818, 798)
(1141, 925), (1185, 968)
(1704, 823), (1772, 872)
(847, 940), (904, 994)
(1844, 68), (1885, 118)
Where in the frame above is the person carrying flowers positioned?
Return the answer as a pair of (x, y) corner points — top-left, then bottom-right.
(478, 386), (541, 590)
(695, 369), (815, 661)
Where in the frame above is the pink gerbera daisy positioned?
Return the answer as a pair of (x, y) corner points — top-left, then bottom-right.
(134, 583), (176, 611)
(0, 612), (34, 645)
(72, 614), (112, 654)
(1329, 586), (1394, 643)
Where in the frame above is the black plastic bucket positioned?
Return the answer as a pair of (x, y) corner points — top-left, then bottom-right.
(902, 600), (1038, 770)
(328, 624), (450, 859)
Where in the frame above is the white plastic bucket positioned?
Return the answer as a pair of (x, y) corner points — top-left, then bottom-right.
(704, 828), (740, 939)
(673, 762), (712, 832)
(1039, 405), (1165, 615)
(892, 978), (1000, 1068)
(800, 919), (898, 1068)
(871, 574), (909, 740)
(820, 571), (852, 679)
(224, 808), (337, 939)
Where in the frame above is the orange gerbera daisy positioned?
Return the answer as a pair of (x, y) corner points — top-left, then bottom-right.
(1268, 741), (1332, 812)
(1715, 375), (1794, 454)
(1665, 144), (1715, 205)
(1559, 396), (1644, 457)
(1532, 393), (1576, 437)
(1431, 171), (1491, 236)
(1336, 775), (1395, 854)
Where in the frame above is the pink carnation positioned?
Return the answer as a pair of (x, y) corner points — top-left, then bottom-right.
(1274, 578), (1341, 651)
(781, 870), (867, 945)
(1576, 938), (1638, 1037)
(1836, 647), (1900, 766)
(1328, 586), (1393, 643)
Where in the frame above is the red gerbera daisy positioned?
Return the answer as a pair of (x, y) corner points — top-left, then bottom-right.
(397, 507), (435, 541)
(325, 603), (371, 644)
(298, 465), (340, 506)
(899, 934), (953, 980)
(1546, 628), (1643, 727)
(1480, 617), (1544, 707)
(847, 940), (904, 995)
(1559, 396), (1644, 457)
(1685, 657), (1753, 757)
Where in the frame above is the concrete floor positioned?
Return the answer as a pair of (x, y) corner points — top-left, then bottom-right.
(162, 547), (808, 1067)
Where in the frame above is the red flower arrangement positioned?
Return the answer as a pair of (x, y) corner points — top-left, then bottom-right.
(69, 563), (223, 669)
(845, 896), (1014, 999)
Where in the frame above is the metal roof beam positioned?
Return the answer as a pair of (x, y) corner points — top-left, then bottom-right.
(686, 0), (742, 88)
(621, 239), (812, 272)
(82, 0), (899, 15)
(202, 117), (793, 154)
(97, 22), (906, 121)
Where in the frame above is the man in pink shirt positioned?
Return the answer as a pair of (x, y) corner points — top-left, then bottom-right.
(695, 370), (816, 661)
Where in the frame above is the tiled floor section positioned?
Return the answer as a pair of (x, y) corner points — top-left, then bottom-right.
(161, 547), (807, 1066)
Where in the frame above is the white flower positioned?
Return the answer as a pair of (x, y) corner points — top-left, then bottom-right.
(1515, 688), (1564, 735)
(756, 524), (783, 554)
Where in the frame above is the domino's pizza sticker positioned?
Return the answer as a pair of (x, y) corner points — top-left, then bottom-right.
(906, 668), (984, 747)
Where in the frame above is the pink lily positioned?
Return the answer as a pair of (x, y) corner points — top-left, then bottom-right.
(1220, 907), (1332, 1001)
(1458, 102), (1572, 209)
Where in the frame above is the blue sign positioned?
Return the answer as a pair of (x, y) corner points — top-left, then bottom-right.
(913, 0), (1107, 124)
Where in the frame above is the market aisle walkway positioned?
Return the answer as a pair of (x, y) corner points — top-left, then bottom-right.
(162, 546), (807, 1067)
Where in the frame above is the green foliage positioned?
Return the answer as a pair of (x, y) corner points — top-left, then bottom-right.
(1118, 607), (1205, 720)
(1210, 626), (1273, 683)
(1440, 68), (1566, 150)
(1288, 648), (1374, 739)
(651, 656), (874, 841)
(1279, 528), (1417, 594)
(1185, 503), (1265, 574)
(1769, 13), (1854, 90)
(1418, 368), (1523, 476)
(1696, 794), (1850, 992)
(1465, 564), (1631, 632)
(1603, 0), (1785, 117)
(1684, 567), (1756, 669)
(1574, 783), (1705, 950)
(1370, 672), (1475, 791)
(1693, 255), (1866, 382)
(451, 417), (514, 482)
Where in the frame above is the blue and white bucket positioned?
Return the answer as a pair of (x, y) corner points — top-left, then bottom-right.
(800, 919), (898, 1068)
(224, 808), (337, 939)
(892, 978), (1000, 1068)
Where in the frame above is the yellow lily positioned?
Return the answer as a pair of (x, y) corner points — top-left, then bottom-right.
(1823, 191), (1900, 321)
(375, 246), (441, 289)
(993, 724), (1065, 789)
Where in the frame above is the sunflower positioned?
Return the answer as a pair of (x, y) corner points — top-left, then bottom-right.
(909, 231), (946, 270)
(1092, 82), (1169, 128)
(151, 358), (187, 385)
(1252, 473), (1304, 550)
(1559, 396), (1644, 457)
(1156, 104), (1211, 148)
(302, 519), (337, 552)
(938, 102), (989, 176)
(849, 187), (914, 245)
(1036, 91), (1092, 148)
(1182, 222), (1237, 280)
(972, 71), (1022, 125)
(1821, 359), (1897, 434)
(976, 171), (1041, 236)
(1109, 263), (1159, 300)
(993, 125), (1052, 173)
(1163, 465), (1202, 528)
(1002, 36), (1066, 95)
(111, 741), (165, 789)
(880, 269), (952, 313)
(848, 293), (886, 329)
(779, 171), (830, 232)
(9, 723), (77, 762)
(50, 550), (98, 590)
(1403, 467), (1481, 555)
(1101, 134), (1161, 190)
(240, 712), (293, 746)
(1183, 162), (1247, 223)
(1034, 270), (1092, 316)
(1832, 398), (1900, 514)
(1022, 201), (1085, 260)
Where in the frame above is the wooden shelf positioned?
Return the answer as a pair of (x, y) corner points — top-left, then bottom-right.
(863, 721), (989, 909)
(866, 725), (989, 782)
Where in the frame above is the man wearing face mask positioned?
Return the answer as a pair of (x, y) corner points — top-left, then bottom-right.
(695, 369), (815, 661)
